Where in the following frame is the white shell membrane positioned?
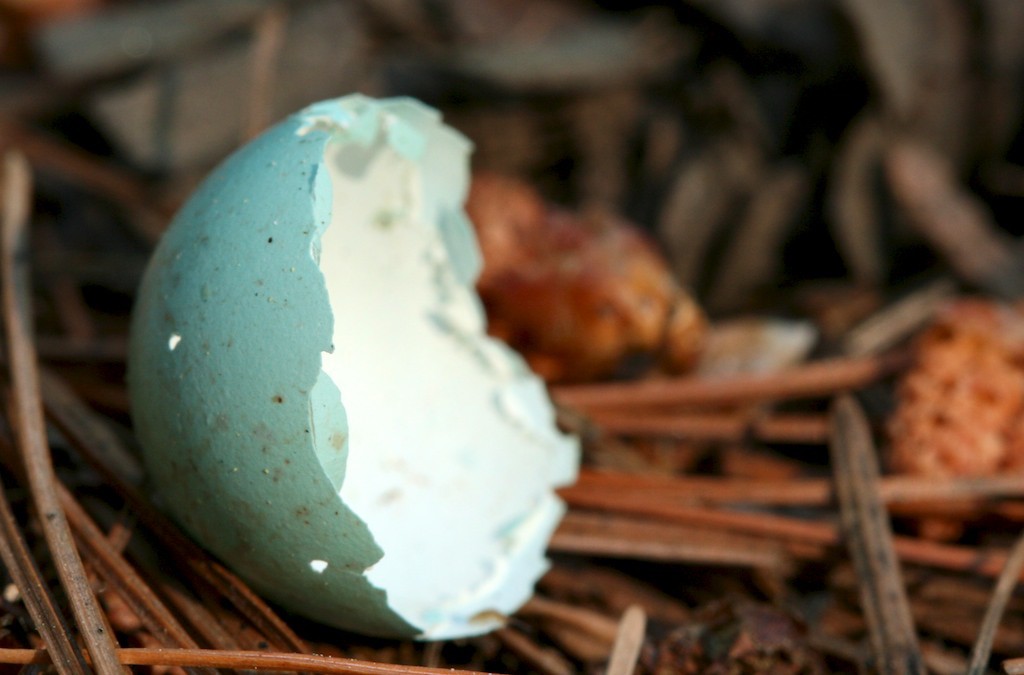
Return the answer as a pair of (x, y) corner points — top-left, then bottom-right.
(310, 98), (578, 639)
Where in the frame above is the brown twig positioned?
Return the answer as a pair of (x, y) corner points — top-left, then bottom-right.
(152, 576), (246, 653)
(0, 456), (87, 674)
(829, 395), (923, 674)
(563, 491), (1019, 581)
(1, 151), (124, 674)
(520, 596), (619, 645)
(554, 352), (905, 410)
(519, 596), (617, 662)
(495, 627), (574, 675)
(567, 468), (1024, 508)
(967, 530), (1024, 675)
(842, 277), (957, 357)
(604, 606), (645, 675)
(551, 510), (792, 567)
(58, 483), (209, 658)
(585, 409), (829, 444)
(39, 369), (143, 486)
(194, 559), (308, 653)
(0, 647), (496, 674)
(566, 492), (836, 543)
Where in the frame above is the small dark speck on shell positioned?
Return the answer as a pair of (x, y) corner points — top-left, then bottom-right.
(272, 395), (284, 404)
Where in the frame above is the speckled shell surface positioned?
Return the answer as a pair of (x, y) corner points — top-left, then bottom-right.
(127, 96), (578, 639)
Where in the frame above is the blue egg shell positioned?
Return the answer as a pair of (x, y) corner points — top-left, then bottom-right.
(128, 95), (578, 640)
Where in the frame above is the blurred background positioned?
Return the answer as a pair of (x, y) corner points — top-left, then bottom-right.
(4, 0), (1024, 328)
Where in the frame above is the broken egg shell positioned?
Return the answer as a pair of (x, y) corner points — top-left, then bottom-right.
(127, 95), (579, 640)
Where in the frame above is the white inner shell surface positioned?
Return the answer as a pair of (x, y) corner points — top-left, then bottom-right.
(313, 114), (577, 639)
